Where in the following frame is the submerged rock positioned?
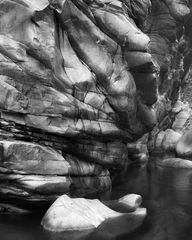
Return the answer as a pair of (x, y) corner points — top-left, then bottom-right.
(0, 203), (30, 214)
(41, 194), (146, 232)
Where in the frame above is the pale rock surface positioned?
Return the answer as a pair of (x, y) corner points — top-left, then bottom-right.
(41, 194), (146, 232)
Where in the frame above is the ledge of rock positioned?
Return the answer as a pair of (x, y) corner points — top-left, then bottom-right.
(41, 194), (146, 233)
(0, 140), (111, 206)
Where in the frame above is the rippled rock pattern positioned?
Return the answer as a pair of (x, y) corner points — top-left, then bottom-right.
(0, 0), (191, 205)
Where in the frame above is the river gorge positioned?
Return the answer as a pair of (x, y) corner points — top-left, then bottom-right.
(1, 0), (192, 239)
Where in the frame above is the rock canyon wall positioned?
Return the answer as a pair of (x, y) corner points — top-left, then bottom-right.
(0, 0), (191, 207)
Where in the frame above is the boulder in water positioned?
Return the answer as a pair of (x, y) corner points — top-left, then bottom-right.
(41, 194), (146, 232)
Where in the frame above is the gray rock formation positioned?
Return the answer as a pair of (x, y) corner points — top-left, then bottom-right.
(41, 194), (146, 233)
(0, 0), (192, 205)
(0, 0), (157, 206)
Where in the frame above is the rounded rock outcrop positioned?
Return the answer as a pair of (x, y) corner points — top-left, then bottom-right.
(41, 194), (146, 232)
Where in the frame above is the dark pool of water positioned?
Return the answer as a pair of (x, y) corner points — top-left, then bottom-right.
(1, 160), (192, 240)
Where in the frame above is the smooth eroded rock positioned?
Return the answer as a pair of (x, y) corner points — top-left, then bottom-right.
(41, 194), (146, 232)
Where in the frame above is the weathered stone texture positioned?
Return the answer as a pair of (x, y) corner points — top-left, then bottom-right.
(41, 194), (146, 233)
(0, 0), (191, 205)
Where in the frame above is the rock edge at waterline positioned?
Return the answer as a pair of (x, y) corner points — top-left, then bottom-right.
(41, 194), (146, 232)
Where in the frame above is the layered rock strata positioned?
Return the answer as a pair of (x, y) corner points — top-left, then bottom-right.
(0, 0), (191, 205)
(0, 0), (159, 206)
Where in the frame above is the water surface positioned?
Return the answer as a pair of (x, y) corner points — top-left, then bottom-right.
(1, 160), (192, 240)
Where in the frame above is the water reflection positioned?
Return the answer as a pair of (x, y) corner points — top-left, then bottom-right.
(127, 161), (192, 240)
(44, 229), (93, 240)
(1, 160), (192, 240)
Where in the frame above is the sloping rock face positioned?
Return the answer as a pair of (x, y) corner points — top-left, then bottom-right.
(0, 0), (158, 206)
(0, 0), (191, 205)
